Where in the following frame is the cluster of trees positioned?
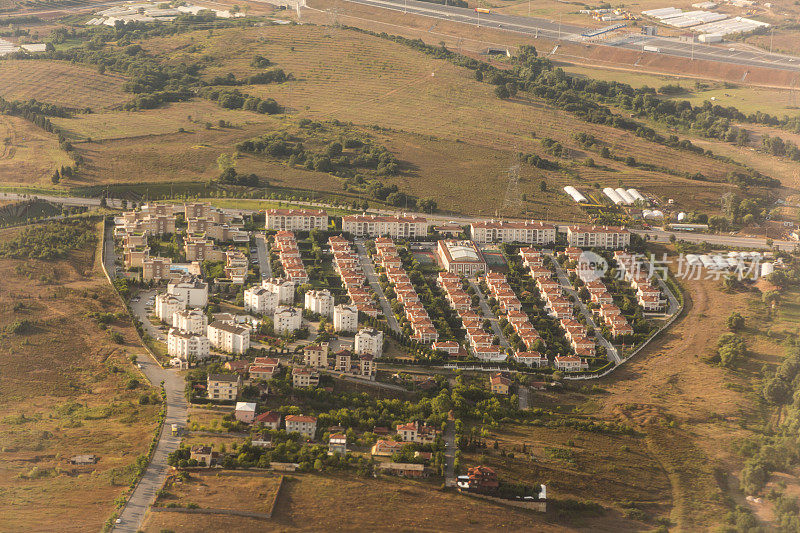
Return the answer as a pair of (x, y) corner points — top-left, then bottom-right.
(199, 87), (281, 114)
(716, 332), (746, 367)
(236, 130), (400, 179)
(207, 68), (289, 86)
(0, 220), (96, 260)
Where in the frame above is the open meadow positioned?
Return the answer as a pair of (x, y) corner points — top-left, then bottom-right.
(0, 114), (72, 188)
(0, 220), (160, 532)
(0, 60), (128, 110)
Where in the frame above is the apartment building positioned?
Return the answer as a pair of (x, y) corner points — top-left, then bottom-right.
(354, 327), (384, 357)
(291, 366), (320, 388)
(206, 374), (241, 401)
(285, 414), (318, 439)
(167, 328), (210, 361)
(155, 293), (186, 325)
(342, 214), (428, 238)
(565, 225), (631, 249)
(207, 321), (250, 355)
(266, 209), (329, 231)
(273, 305), (302, 335)
(244, 286), (279, 315)
(172, 308), (208, 335)
(303, 343), (329, 368)
(142, 256), (171, 282)
(304, 289), (334, 318)
(167, 276), (209, 308)
(333, 303), (359, 333)
(470, 220), (557, 245)
(262, 278), (295, 305)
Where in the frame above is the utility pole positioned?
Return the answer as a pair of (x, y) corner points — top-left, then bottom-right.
(404, 0), (407, 14)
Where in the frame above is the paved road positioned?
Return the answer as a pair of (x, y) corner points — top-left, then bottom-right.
(103, 224), (117, 280)
(468, 279), (510, 349)
(547, 253), (621, 365)
(354, 240), (401, 333)
(443, 419), (456, 485)
(337, 0), (800, 72)
(131, 289), (165, 342)
(254, 233), (272, 280)
(114, 359), (187, 533)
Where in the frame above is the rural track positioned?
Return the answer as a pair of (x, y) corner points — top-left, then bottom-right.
(0, 116), (17, 161)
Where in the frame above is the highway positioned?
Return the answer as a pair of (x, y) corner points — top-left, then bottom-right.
(338, 0), (800, 72)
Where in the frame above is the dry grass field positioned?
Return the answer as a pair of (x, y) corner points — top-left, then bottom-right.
(153, 470), (282, 511)
(30, 23), (740, 217)
(0, 114), (72, 188)
(0, 60), (129, 110)
(0, 222), (160, 532)
(143, 472), (628, 531)
(592, 268), (793, 529)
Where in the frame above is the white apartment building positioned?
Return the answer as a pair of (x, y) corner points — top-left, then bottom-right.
(333, 303), (359, 333)
(354, 327), (384, 357)
(342, 214), (428, 238)
(172, 308), (208, 335)
(244, 286), (279, 315)
(304, 289), (334, 317)
(565, 225), (631, 249)
(274, 306), (302, 335)
(155, 293), (186, 325)
(167, 328), (210, 360)
(207, 321), (251, 355)
(167, 276), (209, 308)
(291, 366), (320, 388)
(266, 209), (329, 231)
(262, 278), (295, 305)
(470, 220), (557, 245)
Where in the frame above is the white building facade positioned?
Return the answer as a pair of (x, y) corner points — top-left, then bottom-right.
(333, 304), (359, 333)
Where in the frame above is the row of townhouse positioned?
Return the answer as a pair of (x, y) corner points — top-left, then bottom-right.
(186, 217), (247, 244)
(328, 235), (378, 319)
(530, 264), (593, 371)
(115, 203), (178, 239)
(485, 272), (544, 351)
(377, 239), (438, 343)
(569, 267), (636, 338)
(595, 302), (633, 338)
(614, 252), (667, 312)
(272, 231), (308, 284)
(225, 250), (249, 285)
(184, 235), (225, 262)
(436, 271), (503, 362)
(265, 209), (328, 232)
(342, 214), (428, 239)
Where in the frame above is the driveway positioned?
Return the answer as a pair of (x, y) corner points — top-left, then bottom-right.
(518, 385), (531, 409)
(546, 253), (620, 365)
(254, 233), (272, 280)
(354, 241), (401, 334)
(468, 279), (509, 348)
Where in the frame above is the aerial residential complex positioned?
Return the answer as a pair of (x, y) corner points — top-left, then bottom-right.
(565, 225), (631, 249)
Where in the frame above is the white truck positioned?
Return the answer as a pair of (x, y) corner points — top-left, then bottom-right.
(643, 45), (661, 53)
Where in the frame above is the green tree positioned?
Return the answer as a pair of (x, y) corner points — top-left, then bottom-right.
(726, 312), (744, 331)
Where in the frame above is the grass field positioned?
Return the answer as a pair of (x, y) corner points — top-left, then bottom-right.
(561, 63), (800, 116)
(0, 222), (160, 531)
(153, 470), (282, 512)
(0, 60), (129, 110)
(0, 114), (72, 188)
(31, 23), (741, 217)
(142, 472), (631, 531)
